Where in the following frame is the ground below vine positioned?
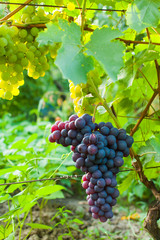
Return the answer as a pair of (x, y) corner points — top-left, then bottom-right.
(1, 198), (151, 240)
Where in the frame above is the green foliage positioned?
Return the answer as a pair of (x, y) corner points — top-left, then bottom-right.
(0, 114), (78, 238)
(86, 28), (125, 81)
(0, 0), (160, 238)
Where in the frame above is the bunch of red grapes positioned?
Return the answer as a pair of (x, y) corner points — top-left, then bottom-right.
(49, 114), (134, 222)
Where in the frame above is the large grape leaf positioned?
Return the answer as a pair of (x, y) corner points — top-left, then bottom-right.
(126, 0), (160, 32)
(55, 20), (94, 85)
(136, 0), (160, 26)
(37, 20), (94, 84)
(126, 4), (148, 32)
(118, 49), (160, 86)
(86, 28), (125, 81)
(37, 22), (64, 46)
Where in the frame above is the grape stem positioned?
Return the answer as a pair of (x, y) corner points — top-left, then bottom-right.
(0, 0), (33, 22)
(89, 78), (121, 128)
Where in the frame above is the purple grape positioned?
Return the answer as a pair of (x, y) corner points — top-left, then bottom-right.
(78, 143), (87, 153)
(61, 129), (68, 137)
(100, 126), (110, 135)
(118, 131), (127, 140)
(105, 211), (113, 219)
(96, 149), (105, 159)
(98, 122), (105, 128)
(126, 135), (134, 147)
(88, 198), (94, 206)
(114, 157), (124, 167)
(90, 177), (98, 185)
(69, 121), (77, 130)
(82, 181), (89, 189)
(86, 172), (92, 180)
(99, 165), (108, 173)
(103, 171), (113, 179)
(94, 185), (103, 193)
(110, 127), (119, 136)
(87, 154), (95, 162)
(108, 149), (115, 158)
(72, 139), (79, 146)
(112, 188), (119, 198)
(101, 158), (108, 165)
(82, 136), (89, 144)
(110, 199), (117, 206)
(81, 114), (92, 123)
(86, 187), (95, 194)
(90, 193), (98, 200)
(117, 140), (127, 151)
(97, 197), (105, 205)
(75, 157), (85, 168)
(65, 137), (72, 145)
(97, 178), (106, 188)
(107, 135), (116, 145)
(94, 158), (102, 164)
(115, 151), (123, 157)
(85, 158), (94, 167)
(76, 132), (83, 142)
(98, 210), (104, 216)
(123, 147), (130, 157)
(105, 178), (112, 185)
(50, 130), (61, 141)
(106, 159), (114, 168)
(68, 130), (77, 138)
(89, 134), (97, 144)
(106, 196), (112, 203)
(105, 122), (113, 129)
(59, 137), (65, 145)
(101, 203), (111, 212)
(106, 186), (114, 195)
(88, 165), (98, 173)
(69, 114), (78, 122)
(91, 206), (99, 214)
(99, 216), (107, 222)
(92, 213), (99, 219)
(81, 126), (92, 134)
(98, 190), (107, 198)
(92, 170), (102, 179)
(88, 145), (98, 155)
(89, 182), (95, 188)
(104, 147), (110, 157)
(97, 142), (104, 149)
(75, 118), (86, 129)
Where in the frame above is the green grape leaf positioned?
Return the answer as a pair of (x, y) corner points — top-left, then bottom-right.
(118, 171), (136, 194)
(119, 49), (160, 86)
(86, 27), (125, 81)
(138, 135), (160, 163)
(136, 0), (160, 26)
(126, 3), (148, 32)
(126, 0), (160, 32)
(55, 20), (94, 85)
(37, 22), (63, 46)
(144, 158), (160, 179)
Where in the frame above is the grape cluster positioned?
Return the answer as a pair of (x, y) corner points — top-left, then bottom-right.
(69, 70), (102, 116)
(0, 25), (25, 100)
(49, 114), (134, 222)
(18, 6), (50, 79)
(0, 6), (54, 100)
